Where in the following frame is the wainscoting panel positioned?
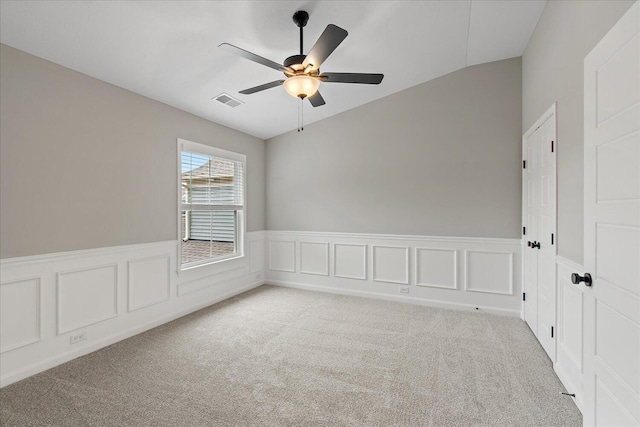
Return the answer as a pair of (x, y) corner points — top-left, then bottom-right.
(373, 246), (409, 284)
(300, 242), (329, 276)
(267, 231), (521, 316)
(0, 231), (265, 388)
(57, 264), (118, 334)
(416, 248), (457, 289)
(0, 278), (41, 354)
(555, 256), (587, 413)
(127, 255), (170, 312)
(464, 251), (513, 295)
(249, 240), (264, 274)
(334, 244), (367, 280)
(268, 240), (296, 273)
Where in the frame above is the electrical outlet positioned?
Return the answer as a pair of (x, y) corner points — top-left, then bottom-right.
(399, 286), (410, 294)
(69, 331), (86, 345)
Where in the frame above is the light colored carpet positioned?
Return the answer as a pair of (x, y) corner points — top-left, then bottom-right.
(0, 285), (581, 426)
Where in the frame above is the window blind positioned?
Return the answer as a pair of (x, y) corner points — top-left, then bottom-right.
(181, 151), (244, 211)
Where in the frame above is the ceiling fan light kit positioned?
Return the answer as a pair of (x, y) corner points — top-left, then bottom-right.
(219, 10), (384, 131)
(283, 75), (320, 99)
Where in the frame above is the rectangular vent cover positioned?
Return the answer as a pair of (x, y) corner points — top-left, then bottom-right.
(214, 93), (243, 108)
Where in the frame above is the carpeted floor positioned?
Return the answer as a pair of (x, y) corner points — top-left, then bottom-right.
(0, 285), (582, 426)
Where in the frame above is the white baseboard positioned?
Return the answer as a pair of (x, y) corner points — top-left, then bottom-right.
(2, 280), (263, 387)
(0, 233), (266, 388)
(266, 230), (522, 316)
(269, 279), (520, 316)
(553, 255), (586, 416)
(554, 362), (584, 413)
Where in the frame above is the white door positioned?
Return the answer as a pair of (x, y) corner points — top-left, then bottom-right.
(524, 127), (539, 335)
(583, 2), (639, 425)
(523, 105), (557, 360)
(536, 113), (557, 360)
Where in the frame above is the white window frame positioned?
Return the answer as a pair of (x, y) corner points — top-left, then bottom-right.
(177, 138), (246, 271)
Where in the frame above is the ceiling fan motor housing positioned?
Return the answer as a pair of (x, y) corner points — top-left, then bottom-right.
(283, 54), (308, 74)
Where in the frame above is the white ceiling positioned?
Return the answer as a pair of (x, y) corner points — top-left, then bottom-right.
(0, 1), (546, 140)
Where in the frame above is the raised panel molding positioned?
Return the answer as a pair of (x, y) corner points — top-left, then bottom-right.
(559, 277), (584, 372)
(464, 251), (514, 295)
(267, 231), (521, 316)
(334, 244), (367, 280)
(127, 255), (170, 312)
(1, 237), (265, 388)
(0, 277), (41, 353)
(248, 240), (264, 274)
(300, 242), (329, 276)
(372, 245), (409, 285)
(416, 248), (457, 289)
(57, 264), (118, 334)
(268, 240), (295, 272)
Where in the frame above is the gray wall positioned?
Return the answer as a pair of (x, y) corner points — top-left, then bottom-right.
(522, 0), (634, 264)
(0, 44), (265, 258)
(266, 58), (522, 238)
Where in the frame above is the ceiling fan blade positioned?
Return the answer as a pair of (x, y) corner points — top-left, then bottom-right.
(302, 24), (348, 70)
(219, 43), (291, 73)
(308, 91), (326, 107)
(318, 72), (384, 84)
(239, 80), (285, 95)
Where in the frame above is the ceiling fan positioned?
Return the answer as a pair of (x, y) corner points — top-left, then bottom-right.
(219, 10), (384, 108)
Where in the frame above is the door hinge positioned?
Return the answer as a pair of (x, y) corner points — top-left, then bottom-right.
(551, 326), (554, 338)
(551, 233), (554, 245)
(523, 226), (526, 236)
(522, 160), (526, 169)
(522, 292), (526, 301)
(551, 140), (554, 152)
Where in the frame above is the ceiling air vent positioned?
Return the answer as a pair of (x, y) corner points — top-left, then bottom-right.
(213, 92), (243, 108)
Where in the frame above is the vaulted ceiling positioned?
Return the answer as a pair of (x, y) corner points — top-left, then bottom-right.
(0, 1), (546, 139)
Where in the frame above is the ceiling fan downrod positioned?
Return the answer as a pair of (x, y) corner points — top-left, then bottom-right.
(293, 10), (309, 55)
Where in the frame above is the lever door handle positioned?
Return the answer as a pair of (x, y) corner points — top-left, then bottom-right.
(571, 273), (592, 287)
(531, 241), (541, 249)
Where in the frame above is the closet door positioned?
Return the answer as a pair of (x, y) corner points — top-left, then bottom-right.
(522, 105), (557, 361)
(536, 114), (557, 360)
(523, 125), (539, 336)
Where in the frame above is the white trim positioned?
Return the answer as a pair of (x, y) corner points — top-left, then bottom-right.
(176, 138), (247, 273)
(268, 279), (520, 317)
(463, 250), (514, 296)
(333, 243), (367, 280)
(523, 103), (557, 139)
(372, 245), (410, 285)
(56, 263), (119, 335)
(415, 247), (458, 290)
(127, 254), (171, 312)
(0, 235), (266, 388)
(554, 363), (584, 413)
(267, 230), (521, 314)
(178, 138), (246, 163)
(1, 279), (263, 388)
(0, 240), (177, 267)
(556, 256), (585, 274)
(268, 240), (296, 273)
(0, 276), (42, 354)
(299, 242), (330, 276)
(269, 230), (520, 246)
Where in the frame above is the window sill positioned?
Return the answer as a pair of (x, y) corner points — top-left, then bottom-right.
(178, 254), (245, 279)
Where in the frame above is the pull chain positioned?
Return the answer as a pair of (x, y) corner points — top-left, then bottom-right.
(297, 97), (304, 132)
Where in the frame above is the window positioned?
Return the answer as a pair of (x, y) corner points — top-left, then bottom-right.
(178, 139), (245, 269)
